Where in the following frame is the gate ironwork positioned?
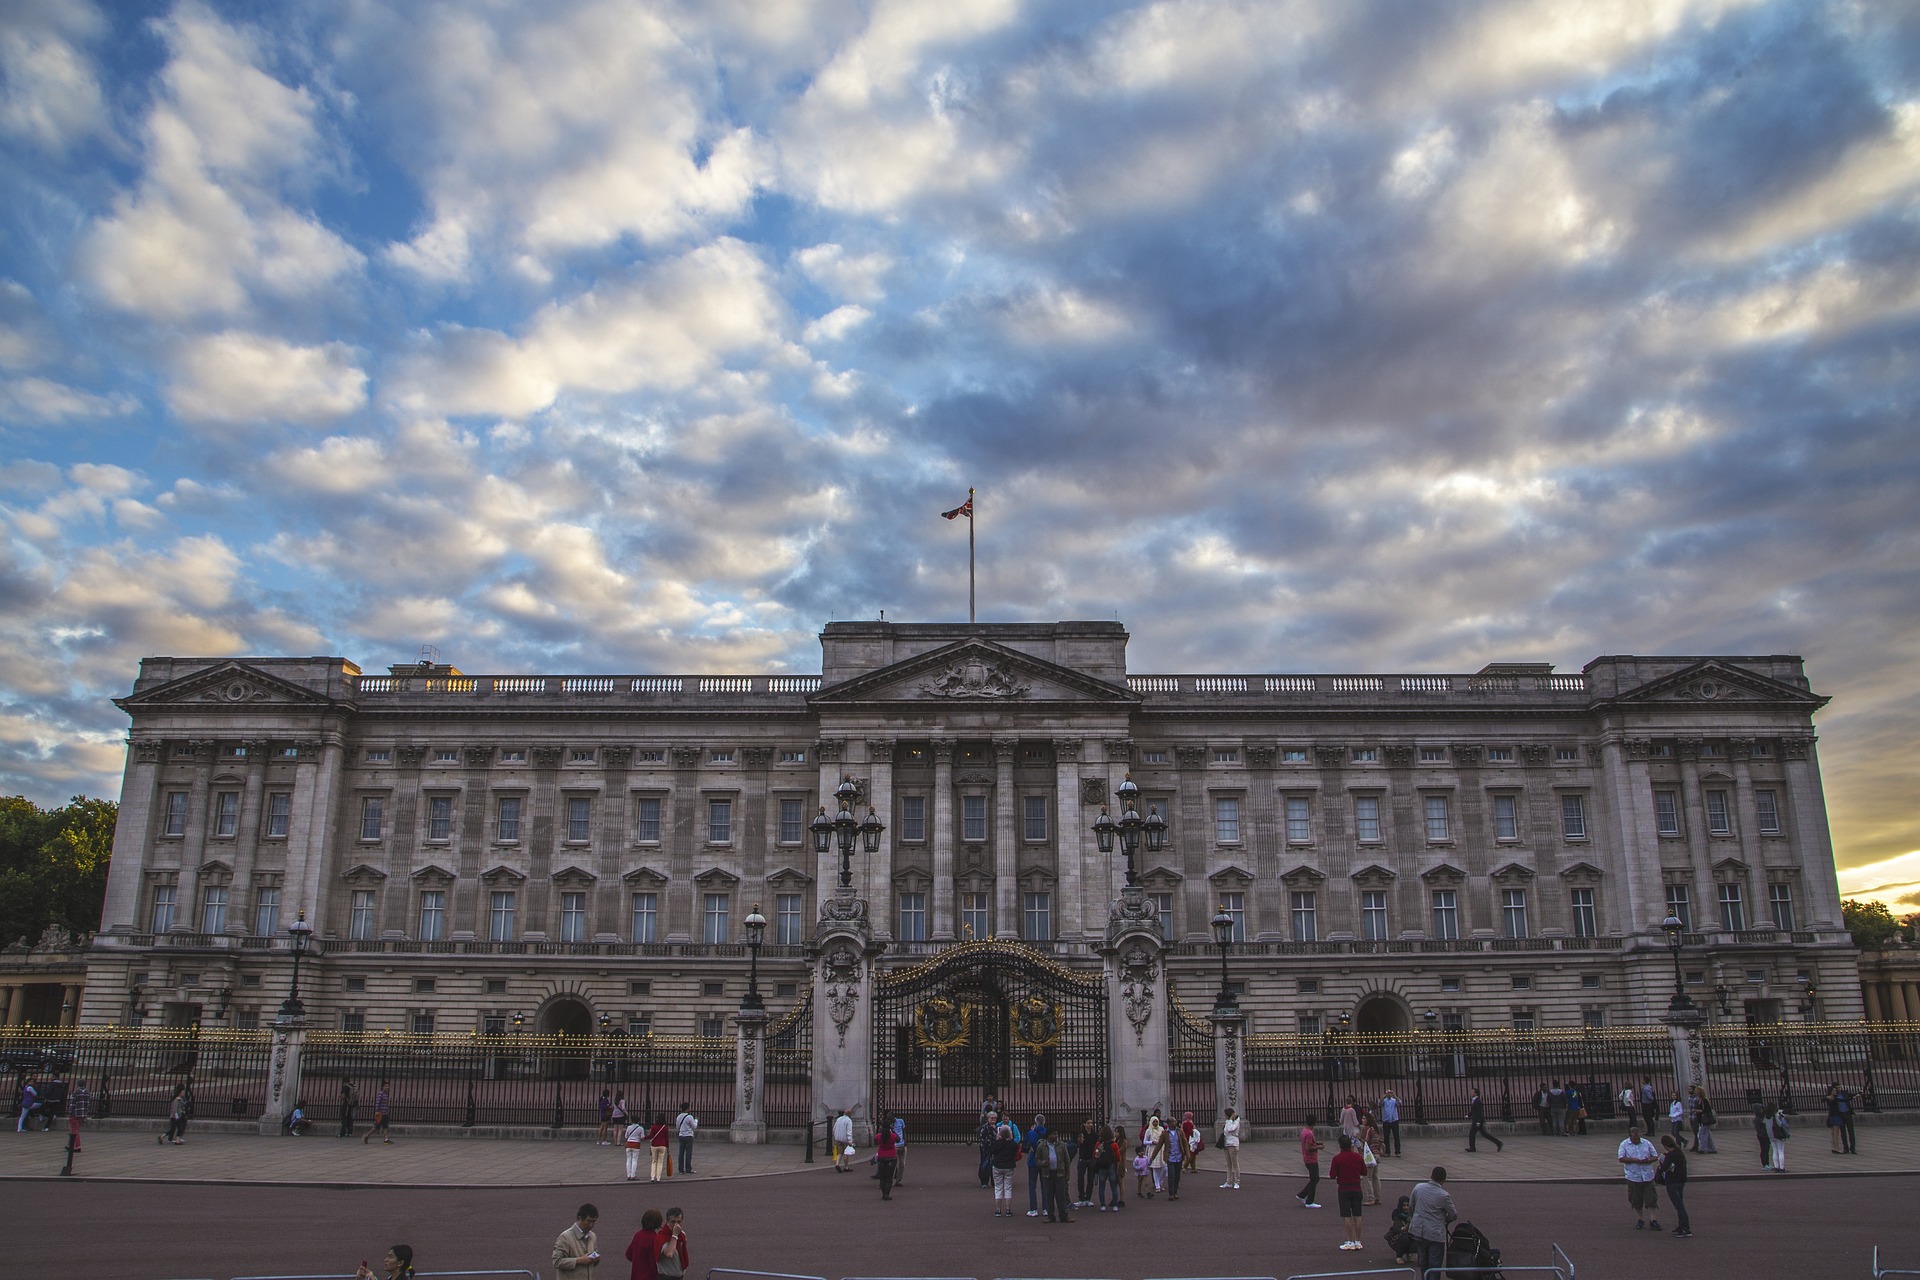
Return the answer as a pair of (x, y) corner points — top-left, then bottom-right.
(1168, 990), (1216, 1123)
(764, 993), (813, 1128)
(872, 939), (1108, 1140)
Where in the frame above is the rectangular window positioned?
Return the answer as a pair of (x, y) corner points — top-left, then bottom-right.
(1419, 747), (1446, 763)
(703, 892), (730, 944)
(897, 892), (928, 942)
(1285, 796), (1312, 842)
(1511, 974), (1532, 990)
(501, 749), (525, 763)
(434, 749), (458, 763)
(200, 886), (227, 934)
(1290, 891), (1317, 942)
(961, 892), (991, 941)
(1424, 795), (1451, 842)
(1149, 891), (1174, 941)
(780, 749), (806, 763)
(1487, 747), (1514, 763)
(1297, 1014), (1322, 1035)
(1705, 789), (1732, 835)
(1570, 887), (1596, 938)
(1220, 891), (1247, 943)
(418, 890), (445, 941)
(707, 798), (733, 843)
(366, 749), (391, 763)
(427, 796), (453, 841)
(1352, 747), (1378, 762)
(359, 796), (383, 841)
(1512, 1010), (1536, 1032)
(496, 795), (521, 842)
(342, 1013), (365, 1033)
(1492, 794), (1518, 841)
(412, 1013), (435, 1035)
(1769, 882), (1794, 931)
(253, 886), (280, 937)
(1214, 796), (1241, 844)
(349, 889), (377, 941)
(776, 893), (803, 945)
(711, 750), (734, 764)
(1717, 882), (1746, 932)
(899, 795), (927, 842)
(1354, 796), (1381, 842)
(636, 750), (664, 763)
(414, 977), (435, 993)
(1501, 888), (1529, 939)
(1283, 749), (1309, 763)
(211, 790), (241, 836)
(489, 890), (516, 941)
(961, 794), (988, 842)
(627, 1014), (653, 1037)
(571, 749), (595, 763)
(1582, 1008), (1606, 1028)
(566, 797), (591, 842)
(1431, 889), (1459, 940)
(630, 892), (657, 944)
(1560, 794), (1587, 839)
(700, 1016), (725, 1039)
(1755, 790), (1782, 834)
(1555, 747), (1579, 762)
(1361, 890), (1389, 941)
(778, 798), (804, 844)
(149, 886), (176, 936)
(1665, 884), (1693, 932)
(264, 793), (291, 838)
(559, 892), (587, 943)
(1654, 790), (1681, 836)
(1582, 973), (1603, 989)
(1023, 794), (1049, 841)
(635, 797), (662, 843)
(1144, 749), (1170, 763)
(1214, 748), (1239, 764)
(1022, 892), (1052, 941)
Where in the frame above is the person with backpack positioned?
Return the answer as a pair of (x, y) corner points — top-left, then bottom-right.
(1408, 1167), (1457, 1280)
(1096, 1124), (1126, 1209)
(1768, 1103), (1790, 1171)
(1024, 1113), (1051, 1215)
(1689, 1085), (1717, 1153)
(674, 1103), (698, 1174)
(1751, 1097), (1772, 1169)
(988, 1122), (1021, 1216)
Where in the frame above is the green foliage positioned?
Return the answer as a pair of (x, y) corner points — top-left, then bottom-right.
(0, 795), (117, 948)
(1843, 898), (1903, 949)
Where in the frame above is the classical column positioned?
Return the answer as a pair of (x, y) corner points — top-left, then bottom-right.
(259, 1010), (308, 1136)
(930, 740), (956, 941)
(1863, 981), (1884, 1024)
(730, 1006), (770, 1143)
(1889, 983), (1912, 1023)
(1102, 888), (1168, 1130)
(992, 739), (1018, 939)
(1211, 1002), (1247, 1140)
(1053, 739), (1086, 940)
(865, 741), (896, 912)
(1905, 983), (1920, 1025)
(0, 985), (18, 1026)
(285, 736), (344, 927)
(1667, 1004), (1708, 1098)
(810, 892), (883, 1127)
(229, 742), (270, 936)
(99, 739), (164, 932)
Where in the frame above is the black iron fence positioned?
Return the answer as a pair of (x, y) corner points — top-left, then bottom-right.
(765, 993), (813, 1128)
(1168, 995), (1216, 1123)
(1, 1026), (273, 1121)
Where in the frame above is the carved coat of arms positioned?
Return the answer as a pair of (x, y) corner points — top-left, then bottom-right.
(1010, 995), (1063, 1054)
(918, 656), (1030, 699)
(915, 994), (971, 1054)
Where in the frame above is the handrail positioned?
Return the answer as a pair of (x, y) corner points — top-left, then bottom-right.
(704, 1270), (827, 1280)
(233, 1272), (536, 1280)
(1876, 1246), (1920, 1278)
(1286, 1270), (1415, 1280)
(1422, 1244), (1573, 1280)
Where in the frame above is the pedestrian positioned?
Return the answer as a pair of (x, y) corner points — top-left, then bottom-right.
(1657, 1136), (1691, 1238)
(1617, 1123), (1662, 1231)
(1532, 1081), (1550, 1135)
(362, 1079), (391, 1144)
(287, 1100), (312, 1135)
(597, 1090), (615, 1146)
(624, 1113), (647, 1181)
(1465, 1087), (1502, 1152)
(1076, 1118), (1099, 1207)
(1360, 1111), (1383, 1205)
(354, 1245), (414, 1280)
(1132, 1143), (1151, 1199)
(1163, 1115), (1183, 1200)
(1689, 1086), (1717, 1153)
(874, 1112), (900, 1200)
(831, 1108), (854, 1172)
(624, 1209), (664, 1280)
(674, 1102), (698, 1173)
(1295, 1117), (1324, 1209)
(611, 1090), (629, 1139)
(1339, 1095), (1360, 1146)
(1408, 1167), (1457, 1280)
(1096, 1124), (1125, 1209)
(1668, 1091), (1686, 1141)
(339, 1076), (358, 1138)
(1025, 1112), (1051, 1213)
(989, 1122), (1021, 1216)
(1824, 1084), (1846, 1154)
(1618, 1082), (1638, 1128)
(1837, 1084), (1858, 1155)
(1548, 1080), (1568, 1136)
(1387, 1195), (1417, 1266)
(1751, 1098), (1772, 1169)
(1041, 1128), (1074, 1221)
(1566, 1082), (1587, 1136)
(647, 1112), (671, 1182)
(1639, 1077), (1658, 1135)
(891, 1112), (907, 1185)
(1380, 1088), (1402, 1156)
(17, 1079), (40, 1133)
(1330, 1133), (1368, 1251)
(1218, 1106), (1243, 1189)
(977, 1109), (998, 1187)
(1145, 1113), (1172, 1199)
(68, 1080), (89, 1151)
(1180, 1109), (1202, 1173)
(657, 1208), (688, 1280)
(160, 1082), (188, 1145)
(552, 1204), (602, 1280)
(1768, 1102), (1790, 1172)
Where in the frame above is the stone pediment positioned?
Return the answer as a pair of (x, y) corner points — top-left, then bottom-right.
(1605, 660), (1827, 710)
(810, 639), (1136, 706)
(410, 863), (456, 882)
(341, 863), (388, 883)
(550, 865), (597, 883)
(765, 865), (814, 886)
(115, 661), (341, 711)
(1491, 861), (1536, 882)
(1349, 864), (1398, 884)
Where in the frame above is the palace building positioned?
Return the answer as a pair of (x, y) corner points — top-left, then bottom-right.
(83, 620), (1860, 1043)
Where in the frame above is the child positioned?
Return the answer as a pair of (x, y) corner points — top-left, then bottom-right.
(1133, 1145), (1151, 1199)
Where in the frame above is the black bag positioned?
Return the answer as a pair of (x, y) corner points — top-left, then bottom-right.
(1447, 1221), (1503, 1280)
(1384, 1227), (1416, 1258)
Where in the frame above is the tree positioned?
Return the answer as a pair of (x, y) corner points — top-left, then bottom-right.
(0, 795), (117, 948)
(1842, 898), (1902, 950)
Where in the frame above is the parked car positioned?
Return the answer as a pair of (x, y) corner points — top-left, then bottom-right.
(0, 1045), (76, 1074)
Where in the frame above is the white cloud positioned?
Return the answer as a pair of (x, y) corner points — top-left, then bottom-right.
(0, 0), (109, 152)
(794, 243), (894, 303)
(803, 304), (872, 343)
(166, 331), (368, 426)
(0, 375), (135, 422)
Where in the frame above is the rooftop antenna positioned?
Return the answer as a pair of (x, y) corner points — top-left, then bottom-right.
(419, 643), (440, 667)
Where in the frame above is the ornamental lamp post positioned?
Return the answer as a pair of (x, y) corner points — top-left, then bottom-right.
(1414, 1007), (1437, 1125)
(1210, 904), (1238, 1013)
(1092, 775), (1165, 887)
(1660, 914), (1695, 1014)
(820, 777), (884, 890)
(278, 910), (314, 1019)
(742, 902), (768, 1011)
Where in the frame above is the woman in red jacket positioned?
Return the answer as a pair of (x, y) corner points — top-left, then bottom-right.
(624, 1210), (663, 1280)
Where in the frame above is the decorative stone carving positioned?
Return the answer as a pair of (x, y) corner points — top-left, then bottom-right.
(1247, 745), (1277, 770)
(1313, 746), (1345, 769)
(1520, 744), (1551, 766)
(1384, 745), (1414, 768)
(1624, 738), (1653, 760)
(1677, 738), (1702, 760)
(931, 739), (954, 763)
(1727, 737), (1754, 761)
(602, 746), (632, 769)
(819, 894), (871, 928)
(396, 744), (426, 769)
(1587, 744), (1607, 765)
(1780, 737), (1812, 761)
(1104, 739), (1133, 765)
(918, 656), (1030, 699)
(742, 746), (773, 770)
(822, 943), (862, 1048)
(992, 737), (1018, 761)
(531, 745), (561, 769)
(1106, 888), (1161, 950)
(864, 740), (895, 762)
(671, 746), (704, 769)
(815, 739), (845, 764)
(1081, 777), (1108, 806)
(1118, 942), (1158, 1047)
(293, 740), (323, 760)
(198, 679), (273, 704)
(1053, 739), (1082, 762)
(134, 740), (164, 764)
(1450, 744), (1483, 767)
(464, 745), (494, 768)
(1175, 745), (1206, 769)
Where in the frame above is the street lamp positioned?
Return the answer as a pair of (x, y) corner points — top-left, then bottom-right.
(1209, 904), (1237, 1012)
(1798, 978), (1819, 1019)
(1659, 914), (1695, 1014)
(278, 910), (313, 1018)
(1091, 775), (1166, 887)
(1414, 1008), (1437, 1126)
(742, 902), (768, 1011)
(817, 778), (884, 890)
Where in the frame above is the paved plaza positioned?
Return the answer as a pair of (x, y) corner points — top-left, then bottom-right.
(4, 1126), (1920, 1280)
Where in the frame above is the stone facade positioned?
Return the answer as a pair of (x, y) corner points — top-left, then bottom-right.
(84, 621), (1861, 1040)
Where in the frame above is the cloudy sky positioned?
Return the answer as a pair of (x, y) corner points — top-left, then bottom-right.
(1, 0), (1916, 902)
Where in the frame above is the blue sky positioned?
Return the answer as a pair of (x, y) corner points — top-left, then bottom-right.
(2, 0), (1917, 904)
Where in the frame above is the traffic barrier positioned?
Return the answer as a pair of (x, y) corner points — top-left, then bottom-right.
(1422, 1243), (1574, 1280)
(1875, 1246), (1920, 1277)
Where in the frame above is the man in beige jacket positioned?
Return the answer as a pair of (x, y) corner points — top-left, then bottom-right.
(552, 1205), (600, 1280)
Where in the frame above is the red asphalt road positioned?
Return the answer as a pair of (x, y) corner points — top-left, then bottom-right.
(4, 1144), (1914, 1280)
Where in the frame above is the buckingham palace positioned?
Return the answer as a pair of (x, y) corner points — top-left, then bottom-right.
(81, 619), (1860, 1049)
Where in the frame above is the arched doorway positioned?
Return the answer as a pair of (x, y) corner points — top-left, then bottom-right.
(1354, 994), (1411, 1079)
(540, 996), (594, 1080)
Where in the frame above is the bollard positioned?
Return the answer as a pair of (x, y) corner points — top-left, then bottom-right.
(804, 1119), (814, 1163)
(59, 1125), (77, 1177)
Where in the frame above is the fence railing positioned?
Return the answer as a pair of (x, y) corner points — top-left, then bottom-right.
(0, 1025), (272, 1120)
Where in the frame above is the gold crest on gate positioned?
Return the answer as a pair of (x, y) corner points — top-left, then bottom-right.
(1011, 995), (1063, 1054)
(915, 994), (971, 1054)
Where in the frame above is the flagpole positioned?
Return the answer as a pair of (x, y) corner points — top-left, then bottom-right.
(968, 487), (976, 624)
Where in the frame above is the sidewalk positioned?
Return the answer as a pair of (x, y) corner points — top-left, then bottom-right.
(2, 1124), (1912, 1188)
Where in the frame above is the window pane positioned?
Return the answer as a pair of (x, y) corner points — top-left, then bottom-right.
(776, 893), (803, 945)
(1214, 797), (1241, 844)
(1769, 883), (1794, 931)
(428, 796), (453, 840)
(1665, 884), (1692, 932)
(1501, 888), (1529, 939)
(1654, 790), (1680, 836)
(1221, 891), (1246, 943)
(897, 892), (928, 942)
(1755, 790), (1781, 834)
(1424, 796), (1450, 841)
(1354, 796), (1381, 842)
(1285, 797), (1311, 842)
(201, 886), (227, 934)
(163, 792), (189, 836)
(253, 887), (280, 937)
(778, 798), (804, 844)
(1149, 891), (1173, 941)
(497, 796), (521, 841)
(489, 890), (516, 941)
(1290, 891), (1317, 942)
(1570, 887), (1596, 938)
(151, 885), (176, 933)
(708, 799), (732, 843)
(1431, 889), (1458, 940)
(215, 792), (239, 837)
(559, 891), (587, 942)
(1705, 790), (1732, 835)
(349, 890), (376, 940)
(961, 892), (991, 941)
(630, 892), (657, 944)
(1560, 794), (1586, 839)
(265, 793), (291, 838)
(703, 892), (730, 943)
(567, 797), (591, 842)
(360, 796), (383, 840)
(961, 795), (988, 841)
(1361, 890), (1388, 941)
(1493, 795), (1517, 841)
(418, 890), (445, 942)
(1022, 892), (1052, 941)
(635, 797), (661, 842)
(1023, 794), (1048, 841)
(900, 795), (927, 842)
(1718, 883), (1745, 931)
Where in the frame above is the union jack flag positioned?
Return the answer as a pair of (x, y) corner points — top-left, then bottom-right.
(941, 497), (973, 520)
